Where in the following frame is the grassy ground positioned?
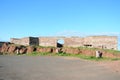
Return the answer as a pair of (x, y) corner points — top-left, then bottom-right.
(25, 52), (120, 61)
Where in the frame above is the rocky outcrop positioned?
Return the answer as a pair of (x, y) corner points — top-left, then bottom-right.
(62, 47), (81, 54)
(27, 46), (35, 53)
(0, 47), (1, 52)
(0, 43), (120, 58)
(36, 47), (53, 53)
(0, 43), (27, 54)
(19, 47), (27, 54)
(0, 43), (10, 54)
(81, 49), (96, 56)
(8, 45), (17, 54)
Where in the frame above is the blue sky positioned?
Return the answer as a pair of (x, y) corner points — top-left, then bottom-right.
(0, 0), (120, 48)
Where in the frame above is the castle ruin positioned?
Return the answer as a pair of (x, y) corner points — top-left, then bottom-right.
(10, 36), (118, 50)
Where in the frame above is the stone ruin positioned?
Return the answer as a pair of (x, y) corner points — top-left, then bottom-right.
(0, 36), (119, 58)
(10, 36), (118, 50)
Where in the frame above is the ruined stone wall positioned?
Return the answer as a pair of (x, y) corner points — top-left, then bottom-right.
(10, 36), (118, 50)
(10, 38), (21, 45)
(64, 37), (84, 47)
(20, 37), (29, 46)
(10, 37), (29, 46)
(84, 36), (118, 50)
(39, 37), (57, 47)
(10, 37), (39, 46)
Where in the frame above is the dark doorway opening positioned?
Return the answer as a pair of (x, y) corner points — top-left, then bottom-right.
(57, 39), (64, 48)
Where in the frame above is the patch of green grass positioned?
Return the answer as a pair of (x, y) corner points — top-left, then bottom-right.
(111, 58), (120, 61)
(25, 52), (120, 61)
(35, 46), (55, 48)
(26, 52), (51, 56)
(78, 46), (98, 50)
(25, 52), (38, 56)
(104, 49), (120, 54)
(65, 54), (111, 61)
(78, 46), (120, 54)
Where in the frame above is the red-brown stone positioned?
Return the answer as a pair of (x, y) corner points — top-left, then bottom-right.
(27, 46), (35, 53)
(8, 45), (17, 54)
(0, 43), (9, 54)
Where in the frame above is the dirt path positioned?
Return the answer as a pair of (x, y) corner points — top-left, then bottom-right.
(97, 61), (120, 74)
(63, 56), (120, 74)
(0, 55), (120, 80)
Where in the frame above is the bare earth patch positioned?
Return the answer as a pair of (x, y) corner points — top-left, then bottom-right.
(61, 56), (120, 73)
(0, 56), (120, 80)
(95, 61), (120, 74)
(63, 56), (120, 74)
(62, 56), (81, 60)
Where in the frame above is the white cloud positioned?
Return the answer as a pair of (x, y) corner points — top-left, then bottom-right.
(55, 30), (120, 37)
